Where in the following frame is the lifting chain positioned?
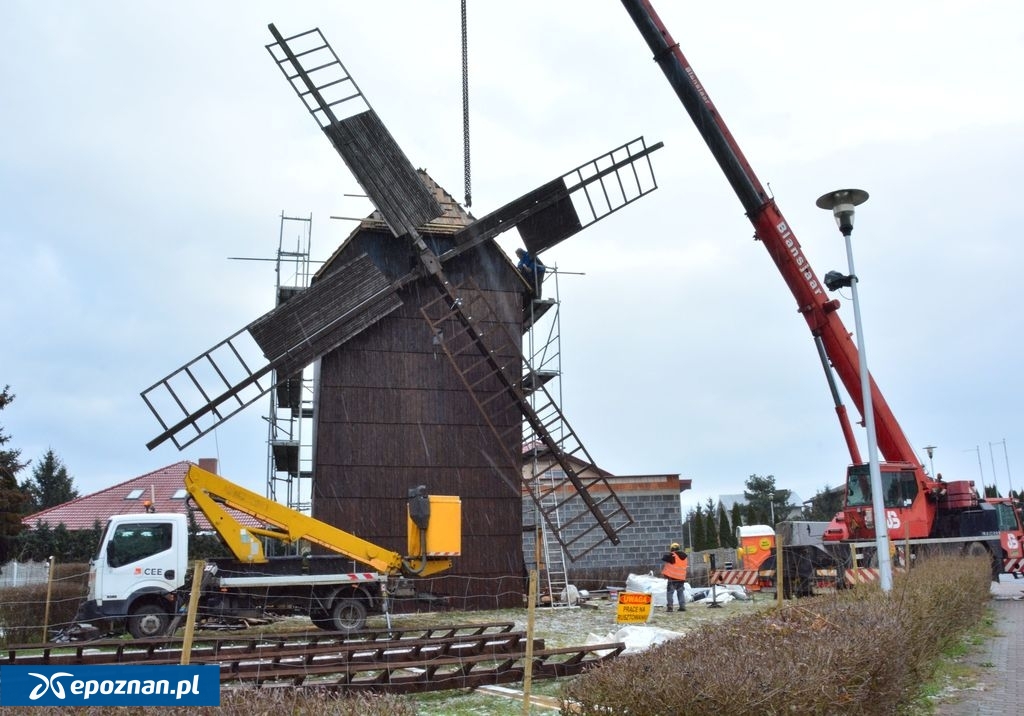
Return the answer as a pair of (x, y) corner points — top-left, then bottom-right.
(461, 0), (472, 208)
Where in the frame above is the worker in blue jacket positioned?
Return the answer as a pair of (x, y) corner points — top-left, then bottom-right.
(515, 248), (546, 298)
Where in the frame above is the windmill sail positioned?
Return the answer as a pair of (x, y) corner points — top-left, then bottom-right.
(266, 25), (441, 239)
(444, 136), (661, 261)
(143, 253), (400, 450)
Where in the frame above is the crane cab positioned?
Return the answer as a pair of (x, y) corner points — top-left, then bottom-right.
(841, 462), (934, 541)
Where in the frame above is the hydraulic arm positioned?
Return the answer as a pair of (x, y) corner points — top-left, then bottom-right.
(184, 464), (457, 577)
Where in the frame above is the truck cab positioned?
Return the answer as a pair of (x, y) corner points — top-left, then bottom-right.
(80, 513), (189, 638)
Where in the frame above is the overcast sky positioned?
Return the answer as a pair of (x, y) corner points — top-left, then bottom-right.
(3, 1), (1023, 520)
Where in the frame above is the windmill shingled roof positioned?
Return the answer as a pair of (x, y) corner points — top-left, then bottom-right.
(319, 169), (477, 278)
(21, 460), (264, 532)
(363, 169), (475, 234)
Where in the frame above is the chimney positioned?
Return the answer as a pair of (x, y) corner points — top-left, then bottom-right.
(198, 458), (219, 475)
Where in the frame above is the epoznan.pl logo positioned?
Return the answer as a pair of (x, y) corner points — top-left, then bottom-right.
(0, 665), (220, 706)
(28, 671), (73, 700)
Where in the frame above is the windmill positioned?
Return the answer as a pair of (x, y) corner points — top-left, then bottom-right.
(142, 24), (663, 562)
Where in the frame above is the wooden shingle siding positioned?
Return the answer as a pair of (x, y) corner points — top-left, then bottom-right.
(313, 220), (526, 609)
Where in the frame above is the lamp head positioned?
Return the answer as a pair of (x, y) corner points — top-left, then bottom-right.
(824, 270), (854, 291)
(816, 188), (869, 237)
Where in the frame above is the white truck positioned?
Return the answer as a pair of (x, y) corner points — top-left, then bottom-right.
(75, 465), (461, 639)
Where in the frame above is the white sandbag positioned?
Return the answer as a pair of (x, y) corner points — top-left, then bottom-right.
(718, 584), (751, 600)
(694, 585), (735, 604)
(626, 572), (667, 606)
(625, 572), (693, 606)
(585, 625), (684, 655)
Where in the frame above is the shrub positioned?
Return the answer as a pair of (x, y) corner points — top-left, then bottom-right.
(0, 562), (89, 644)
(0, 688), (417, 716)
(561, 554), (992, 715)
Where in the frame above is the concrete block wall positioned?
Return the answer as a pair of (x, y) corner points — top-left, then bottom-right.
(523, 475), (684, 589)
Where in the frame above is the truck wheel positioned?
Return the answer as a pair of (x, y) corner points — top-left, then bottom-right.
(329, 598), (367, 633)
(310, 609), (333, 631)
(128, 603), (170, 639)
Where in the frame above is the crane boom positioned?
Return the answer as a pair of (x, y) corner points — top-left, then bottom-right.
(619, 0), (918, 467)
(618, 1), (1024, 561)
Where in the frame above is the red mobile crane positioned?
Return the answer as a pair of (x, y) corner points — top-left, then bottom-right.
(619, 0), (1024, 575)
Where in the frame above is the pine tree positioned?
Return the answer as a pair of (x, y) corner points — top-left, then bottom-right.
(692, 504), (706, 551)
(803, 485), (845, 521)
(744, 474), (795, 526)
(704, 498), (717, 548)
(744, 501), (760, 526)
(730, 502), (744, 534)
(682, 508), (696, 551)
(21, 449), (78, 513)
(717, 502), (733, 548)
(0, 386), (29, 561)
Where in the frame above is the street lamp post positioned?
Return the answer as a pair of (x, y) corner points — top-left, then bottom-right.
(923, 445), (937, 477)
(817, 188), (893, 593)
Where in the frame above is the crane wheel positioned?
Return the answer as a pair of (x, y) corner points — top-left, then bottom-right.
(963, 541), (1000, 579)
(330, 598), (368, 633)
(964, 542), (989, 559)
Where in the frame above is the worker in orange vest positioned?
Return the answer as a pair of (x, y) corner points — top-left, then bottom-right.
(661, 542), (688, 612)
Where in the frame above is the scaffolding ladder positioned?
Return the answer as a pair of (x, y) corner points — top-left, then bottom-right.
(523, 268), (571, 605)
(266, 213), (315, 520)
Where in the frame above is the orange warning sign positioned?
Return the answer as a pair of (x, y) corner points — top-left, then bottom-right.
(616, 591), (653, 623)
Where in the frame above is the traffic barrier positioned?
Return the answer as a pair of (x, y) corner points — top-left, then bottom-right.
(710, 569), (759, 586)
(843, 566), (906, 584)
(845, 568), (879, 584)
(1003, 558), (1024, 575)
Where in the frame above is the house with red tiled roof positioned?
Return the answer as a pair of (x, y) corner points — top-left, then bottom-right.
(20, 458), (262, 532)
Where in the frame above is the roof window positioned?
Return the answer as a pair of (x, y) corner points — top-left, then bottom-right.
(125, 489), (145, 500)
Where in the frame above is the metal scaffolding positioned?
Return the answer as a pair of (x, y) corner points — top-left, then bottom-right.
(266, 213), (315, 519)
